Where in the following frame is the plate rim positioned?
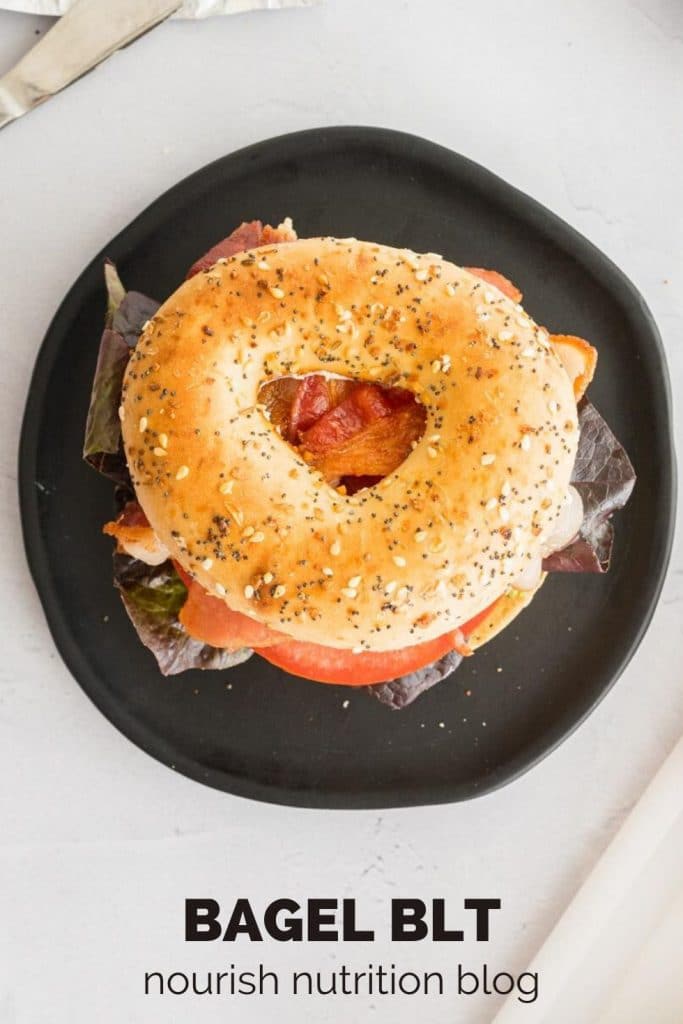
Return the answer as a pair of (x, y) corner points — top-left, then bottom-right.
(18, 125), (678, 808)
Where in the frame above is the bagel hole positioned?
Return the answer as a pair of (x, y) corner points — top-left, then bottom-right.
(258, 374), (427, 494)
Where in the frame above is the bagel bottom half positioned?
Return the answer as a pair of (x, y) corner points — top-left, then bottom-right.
(468, 577), (546, 652)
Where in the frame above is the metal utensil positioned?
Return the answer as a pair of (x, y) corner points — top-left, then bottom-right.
(0, 0), (182, 131)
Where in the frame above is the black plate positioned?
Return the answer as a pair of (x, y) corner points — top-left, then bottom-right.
(19, 127), (675, 808)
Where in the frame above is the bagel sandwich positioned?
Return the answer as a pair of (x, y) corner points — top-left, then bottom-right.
(84, 219), (635, 707)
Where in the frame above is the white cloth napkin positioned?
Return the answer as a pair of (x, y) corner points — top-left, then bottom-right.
(493, 733), (683, 1022)
(1, 0), (314, 18)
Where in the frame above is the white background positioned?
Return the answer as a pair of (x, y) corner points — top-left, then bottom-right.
(0, 2), (681, 1021)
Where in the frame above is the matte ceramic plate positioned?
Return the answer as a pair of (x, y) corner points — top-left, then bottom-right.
(19, 127), (675, 808)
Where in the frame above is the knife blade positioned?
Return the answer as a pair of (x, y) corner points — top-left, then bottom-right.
(0, 0), (182, 131)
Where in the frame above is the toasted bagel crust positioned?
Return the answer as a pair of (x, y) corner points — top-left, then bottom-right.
(121, 237), (578, 652)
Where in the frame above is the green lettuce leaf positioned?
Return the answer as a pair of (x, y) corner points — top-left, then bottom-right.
(113, 553), (253, 676)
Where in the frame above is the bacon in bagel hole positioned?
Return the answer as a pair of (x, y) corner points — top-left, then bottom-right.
(259, 376), (427, 491)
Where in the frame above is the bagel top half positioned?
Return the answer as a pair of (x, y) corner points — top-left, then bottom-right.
(120, 237), (578, 652)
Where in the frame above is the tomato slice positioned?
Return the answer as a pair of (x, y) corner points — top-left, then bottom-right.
(174, 563), (286, 650)
(255, 601), (499, 685)
(255, 631), (462, 686)
(466, 267), (523, 304)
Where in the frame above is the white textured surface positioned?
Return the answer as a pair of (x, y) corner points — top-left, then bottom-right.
(0, 2), (681, 1022)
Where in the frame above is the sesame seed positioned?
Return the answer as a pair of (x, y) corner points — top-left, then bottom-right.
(348, 575), (362, 588)
(153, 447), (167, 458)
(322, 567), (334, 577)
(118, 405), (125, 422)
(330, 540), (341, 556)
(158, 434), (168, 449)
(352, 645), (364, 654)
(273, 585), (286, 599)
(393, 555), (407, 567)
(244, 585), (255, 599)
(427, 446), (438, 459)
(548, 400), (559, 414)
(414, 269), (428, 282)
(317, 273), (329, 286)
(263, 572), (274, 584)
(484, 290), (496, 304)
(270, 286), (285, 299)
(138, 416), (148, 432)
(429, 433), (441, 443)
(219, 480), (234, 495)
(243, 525), (254, 538)
(521, 435), (532, 451)
(481, 453), (496, 466)
(257, 259), (270, 270)
(431, 359), (442, 373)
(516, 316), (530, 327)
(215, 583), (226, 597)
(499, 329), (514, 342)
(501, 480), (511, 497)
(175, 465), (189, 480)
(342, 699), (350, 708)
(251, 532), (265, 543)
(446, 283), (457, 296)
(385, 580), (397, 594)
(499, 507), (510, 523)
(415, 530), (427, 542)
(486, 497), (498, 510)
(521, 347), (535, 358)
(341, 587), (358, 599)
(202, 558), (213, 571)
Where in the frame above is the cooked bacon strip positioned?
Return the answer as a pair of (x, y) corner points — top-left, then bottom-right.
(186, 218), (297, 279)
(261, 375), (357, 442)
(298, 383), (425, 481)
(341, 475), (383, 494)
(466, 267), (523, 303)
(301, 383), (405, 453)
(550, 334), (598, 400)
(103, 501), (169, 566)
(307, 403), (427, 480)
(289, 375), (337, 440)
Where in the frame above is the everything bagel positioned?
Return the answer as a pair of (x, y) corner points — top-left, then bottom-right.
(120, 236), (580, 653)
